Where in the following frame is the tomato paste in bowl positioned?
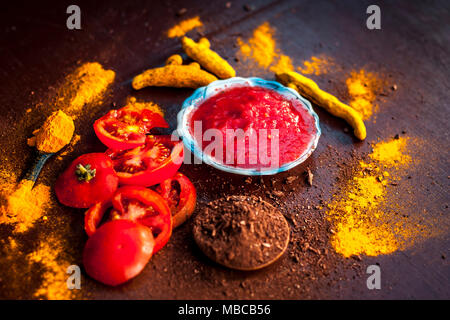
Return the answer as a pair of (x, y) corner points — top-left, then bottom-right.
(177, 77), (320, 175)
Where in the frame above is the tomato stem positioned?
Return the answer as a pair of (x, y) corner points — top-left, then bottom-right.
(75, 164), (96, 182)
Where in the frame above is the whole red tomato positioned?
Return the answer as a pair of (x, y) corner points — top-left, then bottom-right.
(55, 153), (119, 208)
(85, 186), (172, 254)
(83, 219), (154, 286)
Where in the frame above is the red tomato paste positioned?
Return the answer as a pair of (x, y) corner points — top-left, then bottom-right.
(189, 86), (317, 169)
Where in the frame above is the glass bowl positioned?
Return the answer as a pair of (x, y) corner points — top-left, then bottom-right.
(176, 77), (321, 175)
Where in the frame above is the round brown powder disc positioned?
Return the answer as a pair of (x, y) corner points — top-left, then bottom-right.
(192, 195), (290, 271)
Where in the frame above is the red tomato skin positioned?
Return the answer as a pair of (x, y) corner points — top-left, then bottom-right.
(93, 106), (169, 151)
(111, 186), (173, 253)
(94, 118), (145, 151)
(83, 220), (154, 286)
(107, 137), (184, 187)
(156, 173), (197, 228)
(85, 200), (111, 237)
(84, 187), (173, 254)
(55, 153), (119, 208)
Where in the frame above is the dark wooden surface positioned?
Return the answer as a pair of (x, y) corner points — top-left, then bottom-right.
(0, 0), (448, 299)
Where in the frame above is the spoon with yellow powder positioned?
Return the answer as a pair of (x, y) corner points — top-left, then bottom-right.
(25, 110), (75, 186)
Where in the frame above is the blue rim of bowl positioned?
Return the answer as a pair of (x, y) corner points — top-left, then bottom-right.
(176, 77), (321, 176)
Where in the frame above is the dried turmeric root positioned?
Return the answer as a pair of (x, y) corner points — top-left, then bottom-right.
(132, 54), (218, 89)
(276, 70), (367, 140)
(182, 36), (236, 79)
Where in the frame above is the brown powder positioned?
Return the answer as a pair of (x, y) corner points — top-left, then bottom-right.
(193, 196), (290, 270)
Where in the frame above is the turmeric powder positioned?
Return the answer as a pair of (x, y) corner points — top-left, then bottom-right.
(132, 54), (218, 89)
(62, 62), (115, 118)
(181, 36), (236, 79)
(27, 110), (74, 153)
(346, 70), (382, 120)
(276, 70), (367, 140)
(167, 16), (203, 38)
(327, 137), (446, 257)
(298, 55), (334, 76)
(0, 178), (51, 233)
(237, 22), (277, 68)
(28, 236), (76, 300)
(236, 22), (295, 74)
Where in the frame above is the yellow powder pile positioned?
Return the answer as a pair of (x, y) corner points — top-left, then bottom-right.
(28, 237), (76, 300)
(0, 178), (51, 233)
(167, 16), (203, 38)
(326, 137), (421, 258)
(298, 55), (334, 75)
(370, 137), (411, 167)
(346, 69), (382, 120)
(62, 62), (115, 118)
(236, 22), (294, 73)
(270, 54), (294, 74)
(27, 110), (75, 153)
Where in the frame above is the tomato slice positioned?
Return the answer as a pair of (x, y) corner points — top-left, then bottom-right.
(83, 219), (155, 286)
(85, 186), (172, 254)
(106, 135), (184, 187)
(155, 173), (197, 228)
(85, 200), (111, 237)
(94, 103), (168, 150)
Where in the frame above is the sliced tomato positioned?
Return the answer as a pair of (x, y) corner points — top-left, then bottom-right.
(106, 135), (183, 187)
(85, 200), (111, 237)
(94, 103), (168, 150)
(85, 186), (172, 254)
(83, 219), (155, 286)
(155, 173), (197, 228)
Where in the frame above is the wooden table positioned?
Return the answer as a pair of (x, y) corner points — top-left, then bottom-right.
(0, 0), (448, 299)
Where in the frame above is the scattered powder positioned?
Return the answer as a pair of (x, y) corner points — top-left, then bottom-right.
(270, 54), (294, 74)
(0, 61), (113, 299)
(28, 237), (76, 300)
(298, 55), (334, 75)
(167, 16), (203, 38)
(237, 22), (294, 73)
(326, 137), (438, 258)
(61, 62), (115, 118)
(0, 175), (52, 234)
(370, 137), (411, 167)
(345, 69), (382, 120)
